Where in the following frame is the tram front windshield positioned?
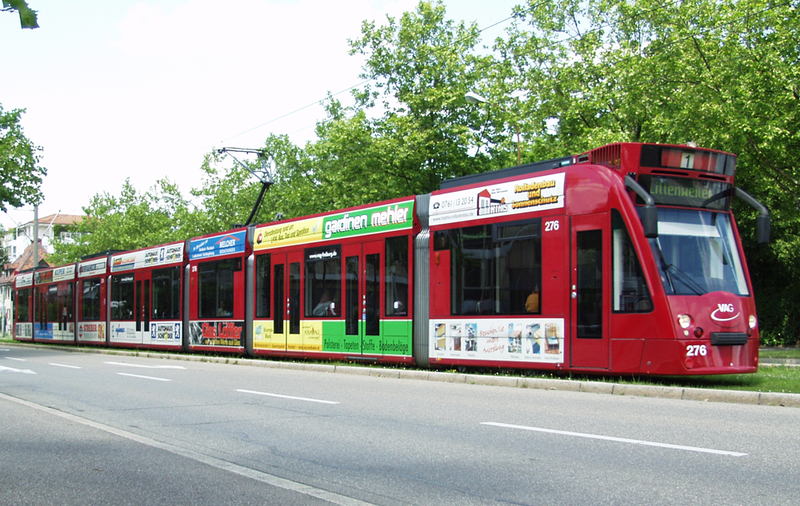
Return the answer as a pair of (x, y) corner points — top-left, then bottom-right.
(648, 208), (748, 296)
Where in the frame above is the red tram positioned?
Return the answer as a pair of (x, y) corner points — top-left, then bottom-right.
(186, 228), (249, 354)
(107, 242), (185, 350)
(76, 252), (112, 346)
(22, 264), (76, 343)
(422, 143), (767, 374)
(249, 196), (416, 363)
(12, 142), (769, 375)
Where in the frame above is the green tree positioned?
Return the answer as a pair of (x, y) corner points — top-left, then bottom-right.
(49, 178), (192, 264)
(2, 0), (38, 29)
(495, 0), (800, 343)
(0, 105), (46, 211)
(302, 0), (500, 207)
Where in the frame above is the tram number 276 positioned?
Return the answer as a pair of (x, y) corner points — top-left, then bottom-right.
(544, 220), (560, 231)
(686, 344), (708, 357)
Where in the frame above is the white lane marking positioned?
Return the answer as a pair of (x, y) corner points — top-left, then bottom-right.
(49, 363), (83, 369)
(105, 362), (186, 370)
(0, 348), (9, 351)
(5, 357), (26, 362)
(118, 372), (171, 382)
(0, 392), (375, 506)
(0, 365), (37, 374)
(237, 389), (340, 405)
(482, 422), (748, 457)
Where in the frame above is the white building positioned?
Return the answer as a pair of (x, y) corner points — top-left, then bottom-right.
(3, 213), (83, 263)
(0, 213), (82, 336)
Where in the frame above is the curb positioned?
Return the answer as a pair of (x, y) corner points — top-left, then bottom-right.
(6, 342), (800, 408)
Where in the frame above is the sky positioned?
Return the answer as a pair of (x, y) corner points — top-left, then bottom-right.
(1, 0), (522, 231)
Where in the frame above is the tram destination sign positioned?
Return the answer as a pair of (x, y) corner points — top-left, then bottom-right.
(639, 175), (730, 210)
(430, 172), (566, 226)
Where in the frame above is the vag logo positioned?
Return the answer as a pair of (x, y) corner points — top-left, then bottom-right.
(711, 303), (740, 323)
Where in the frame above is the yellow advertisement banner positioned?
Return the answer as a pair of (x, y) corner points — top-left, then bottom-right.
(253, 217), (324, 251)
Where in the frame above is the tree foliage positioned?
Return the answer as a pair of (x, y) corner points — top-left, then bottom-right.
(0, 105), (46, 212)
(49, 178), (192, 265)
(493, 0), (799, 343)
(2, 0), (38, 29)
(319, 1), (499, 199)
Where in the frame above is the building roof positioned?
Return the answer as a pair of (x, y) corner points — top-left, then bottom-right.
(24, 214), (83, 227)
(0, 240), (50, 286)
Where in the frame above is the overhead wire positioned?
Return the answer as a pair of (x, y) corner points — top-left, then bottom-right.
(219, 7), (523, 144)
(219, 0), (798, 195)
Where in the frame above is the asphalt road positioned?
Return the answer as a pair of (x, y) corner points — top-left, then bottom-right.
(2, 344), (800, 505)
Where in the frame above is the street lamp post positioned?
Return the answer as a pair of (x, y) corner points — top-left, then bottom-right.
(465, 91), (521, 166)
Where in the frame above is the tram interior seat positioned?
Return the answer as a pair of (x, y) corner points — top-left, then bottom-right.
(461, 298), (501, 315)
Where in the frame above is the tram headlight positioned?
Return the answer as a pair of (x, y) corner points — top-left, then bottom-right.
(677, 314), (692, 329)
(749, 315), (757, 329)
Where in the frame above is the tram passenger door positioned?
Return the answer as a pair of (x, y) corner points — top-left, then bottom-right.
(343, 241), (382, 356)
(35, 287), (46, 339)
(570, 213), (610, 370)
(135, 276), (151, 344)
(56, 283), (74, 343)
(271, 252), (302, 351)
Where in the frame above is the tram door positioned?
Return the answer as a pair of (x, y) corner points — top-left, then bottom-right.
(55, 283), (74, 342)
(135, 275), (151, 344)
(343, 241), (382, 356)
(570, 213), (610, 369)
(35, 284), (74, 342)
(35, 286), (49, 340)
(271, 251), (303, 350)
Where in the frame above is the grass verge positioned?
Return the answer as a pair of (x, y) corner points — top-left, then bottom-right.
(554, 366), (800, 394)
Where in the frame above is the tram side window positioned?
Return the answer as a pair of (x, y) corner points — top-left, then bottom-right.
(152, 266), (181, 319)
(612, 210), (653, 313)
(111, 274), (135, 320)
(385, 236), (409, 316)
(47, 286), (58, 322)
(305, 246), (341, 317)
(16, 288), (30, 322)
(437, 219), (542, 316)
(65, 284), (74, 322)
(198, 258), (239, 319)
(255, 254), (270, 319)
(81, 279), (102, 320)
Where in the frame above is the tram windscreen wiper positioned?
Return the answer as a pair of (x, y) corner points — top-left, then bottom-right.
(651, 238), (706, 296)
(652, 238), (676, 294)
(663, 262), (706, 296)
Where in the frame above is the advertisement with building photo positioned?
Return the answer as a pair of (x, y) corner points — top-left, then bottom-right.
(431, 318), (564, 364)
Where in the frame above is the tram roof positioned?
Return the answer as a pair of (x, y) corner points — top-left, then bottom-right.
(439, 155), (572, 190)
